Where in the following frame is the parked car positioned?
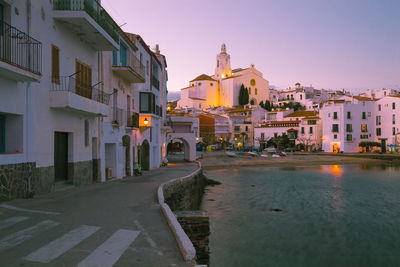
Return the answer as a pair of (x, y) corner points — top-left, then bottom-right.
(264, 147), (277, 153)
(285, 147), (295, 152)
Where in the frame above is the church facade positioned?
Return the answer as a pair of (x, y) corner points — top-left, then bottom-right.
(177, 44), (270, 109)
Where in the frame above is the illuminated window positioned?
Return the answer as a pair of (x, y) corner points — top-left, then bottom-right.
(250, 79), (256, 86)
(248, 88), (251, 94)
(361, 124), (367, 132)
(255, 88), (258, 95)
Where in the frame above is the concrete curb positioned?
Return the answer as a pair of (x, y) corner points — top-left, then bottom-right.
(157, 162), (202, 264)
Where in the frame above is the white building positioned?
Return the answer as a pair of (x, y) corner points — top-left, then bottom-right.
(321, 97), (375, 153)
(375, 96), (400, 150)
(100, 31), (144, 180)
(178, 44), (270, 109)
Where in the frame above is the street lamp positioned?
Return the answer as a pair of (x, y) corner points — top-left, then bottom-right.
(143, 118), (149, 126)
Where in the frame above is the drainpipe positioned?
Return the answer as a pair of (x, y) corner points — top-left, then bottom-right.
(26, 0), (32, 194)
(97, 51), (103, 181)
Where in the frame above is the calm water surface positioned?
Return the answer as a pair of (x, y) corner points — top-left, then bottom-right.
(202, 165), (400, 267)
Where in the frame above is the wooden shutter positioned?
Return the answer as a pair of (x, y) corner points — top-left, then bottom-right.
(51, 45), (60, 84)
(75, 60), (92, 99)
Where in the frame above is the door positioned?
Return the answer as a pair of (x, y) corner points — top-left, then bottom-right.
(0, 115), (5, 153)
(54, 132), (68, 181)
(120, 43), (127, 66)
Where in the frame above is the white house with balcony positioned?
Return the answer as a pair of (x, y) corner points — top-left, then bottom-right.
(321, 97), (376, 153)
(129, 34), (168, 171)
(0, 0), (121, 199)
(100, 30), (144, 180)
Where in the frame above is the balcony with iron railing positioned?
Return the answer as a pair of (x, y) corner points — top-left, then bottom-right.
(50, 76), (109, 116)
(52, 0), (119, 50)
(0, 21), (42, 81)
(112, 52), (145, 83)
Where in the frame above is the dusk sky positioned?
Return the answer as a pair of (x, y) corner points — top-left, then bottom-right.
(102, 0), (400, 100)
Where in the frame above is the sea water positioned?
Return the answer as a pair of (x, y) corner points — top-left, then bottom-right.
(203, 164), (400, 267)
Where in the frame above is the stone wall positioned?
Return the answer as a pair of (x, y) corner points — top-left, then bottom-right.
(163, 171), (205, 211)
(0, 162), (35, 200)
(161, 169), (210, 266)
(0, 160), (94, 201)
(176, 211), (210, 265)
(69, 160), (93, 187)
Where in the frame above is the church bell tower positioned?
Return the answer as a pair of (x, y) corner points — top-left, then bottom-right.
(215, 43), (232, 80)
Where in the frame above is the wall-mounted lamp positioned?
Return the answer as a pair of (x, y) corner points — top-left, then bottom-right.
(143, 118), (149, 126)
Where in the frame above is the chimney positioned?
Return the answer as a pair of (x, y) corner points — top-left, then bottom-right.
(155, 44), (160, 54)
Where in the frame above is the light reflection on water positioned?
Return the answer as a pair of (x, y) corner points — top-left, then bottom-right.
(203, 164), (400, 267)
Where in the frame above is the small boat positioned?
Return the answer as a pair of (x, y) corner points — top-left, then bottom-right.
(272, 154), (281, 158)
(261, 154), (269, 158)
(236, 152), (246, 156)
(225, 151), (236, 157)
(247, 152), (259, 157)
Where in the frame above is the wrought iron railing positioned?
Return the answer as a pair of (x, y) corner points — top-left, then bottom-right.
(53, 0), (119, 43)
(113, 51), (145, 80)
(51, 76), (110, 105)
(152, 75), (160, 90)
(126, 111), (139, 128)
(0, 21), (42, 75)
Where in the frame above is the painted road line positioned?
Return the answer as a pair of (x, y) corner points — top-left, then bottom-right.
(77, 229), (140, 267)
(0, 220), (59, 250)
(0, 216), (29, 231)
(134, 220), (163, 256)
(24, 225), (100, 263)
(0, 204), (60, 216)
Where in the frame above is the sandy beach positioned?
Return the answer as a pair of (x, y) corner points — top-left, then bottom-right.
(198, 151), (397, 169)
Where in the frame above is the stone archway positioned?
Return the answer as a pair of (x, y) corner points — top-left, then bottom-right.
(140, 139), (150, 171)
(167, 133), (196, 162)
(250, 98), (257, 106)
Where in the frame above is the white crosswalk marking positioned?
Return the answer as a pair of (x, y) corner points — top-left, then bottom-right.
(24, 225), (100, 263)
(0, 220), (59, 250)
(0, 216), (29, 231)
(77, 229), (140, 267)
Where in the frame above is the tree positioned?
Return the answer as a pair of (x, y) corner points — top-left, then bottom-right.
(264, 100), (272, 111)
(297, 136), (314, 152)
(259, 100), (264, 108)
(238, 84), (249, 106)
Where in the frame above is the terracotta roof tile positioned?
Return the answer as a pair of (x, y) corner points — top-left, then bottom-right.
(190, 74), (217, 82)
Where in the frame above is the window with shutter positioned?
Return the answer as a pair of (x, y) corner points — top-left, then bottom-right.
(75, 60), (92, 99)
(51, 45), (60, 84)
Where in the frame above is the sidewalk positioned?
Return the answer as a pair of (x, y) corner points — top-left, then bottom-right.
(0, 162), (198, 267)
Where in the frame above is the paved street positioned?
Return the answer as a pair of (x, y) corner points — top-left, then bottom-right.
(0, 162), (197, 267)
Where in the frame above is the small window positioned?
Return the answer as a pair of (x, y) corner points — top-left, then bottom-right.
(368, 112), (371, 117)
(346, 134), (352, 141)
(309, 127), (313, 134)
(393, 127), (396, 135)
(250, 79), (256, 86)
(146, 60), (149, 75)
(333, 112), (338, 120)
(334, 134), (337, 139)
(376, 128), (381, 136)
(84, 120), (89, 147)
(346, 124), (352, 132)
(378, 104), (381, 111)
(248, 88), (251, 95)
(332, 124), (339, 132)
(393, 103), (396, 110)
(301, 127), (304, 134)
(347, 112), (351, 119)
(362, 112), (366, 120)
(210, 83), (213, 86)
(255, 88), (258, 95)
(198, 82), (202, 86)
(51, 45), (60, 84)
(393, 114), (396, 125)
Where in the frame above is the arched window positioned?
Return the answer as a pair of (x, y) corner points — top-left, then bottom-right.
(248, 88), (251, 94)
(255, 88), (258, 95)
